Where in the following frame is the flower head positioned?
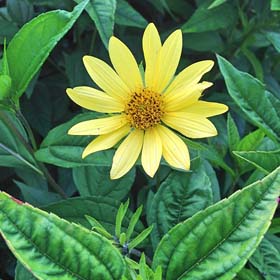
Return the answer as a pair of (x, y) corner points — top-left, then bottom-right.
(67, 23), (228, 179)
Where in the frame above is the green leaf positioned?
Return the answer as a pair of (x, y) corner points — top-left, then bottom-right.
(147, 163), (213, 248)
(153, 167), (280, 280)
(271, 0), (280, 10)
(227, 113), (240, 151)
(35, 112), (114, 168)
(7, 0), (89, 100)
(235, 267), (263, 280)
(128, 225), (153, 250)
(85, 215), (113, 239)
(269, 218), (280, 234)
(0, 110), (40, 173)
(115, 0), (147, 28)
(7, 0), (34, 26)
(217, 55), (280, 141)
(43, 196), (145, 236)
(233, 149), (280, 174)
(75, 0), (116, 48)
(264, 31), (280, 52)
(0, 74), (12, 100)
(116, 200), (130, 238)
(126, 205), (143, 242)
(250, 237), (280, 279)
(0, 191), (126, 279)
(73, 166), (135, 200)
(182, 1), (237, 33)
(208, 0), (227, 9)
(14, 180), (61, 206)
(15, 262), (37, 280)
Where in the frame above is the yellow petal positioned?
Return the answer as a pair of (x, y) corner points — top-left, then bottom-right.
(163, 82), (212, 112)
(165, 60), (214, 95)
(157, 125), (190, 170)
(109, 36), (143, 92)
(68, 115), (128, 135)
(143, 23), (162, 89)
(110, 129), (144, 179)
(186, 101), (228, 117)
(66, 87), (124, 113)
(152, 29), (182, 93)
(141, 127), (162, 177)
(83, 55), (130, 101)
(162, 112), (217, 138)
(82, 125), (131, 158)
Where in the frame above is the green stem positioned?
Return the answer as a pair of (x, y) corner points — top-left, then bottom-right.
(0, 142), (43, 176)
(0, 109), (67, 198)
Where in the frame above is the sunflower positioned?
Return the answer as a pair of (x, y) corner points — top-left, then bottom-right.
(66, 23), (228, 179)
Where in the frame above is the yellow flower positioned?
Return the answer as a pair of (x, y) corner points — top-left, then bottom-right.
(67, 23), (228, 179)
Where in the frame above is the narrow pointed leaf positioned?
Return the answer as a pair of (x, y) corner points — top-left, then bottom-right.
(126, 205), (143, 241)
(153, 167), (280, 280)
(233, 150), (280, 174)
(0, 192), (126, 279)
(128, 225), (153, 250)
(217, 55), (280, 141)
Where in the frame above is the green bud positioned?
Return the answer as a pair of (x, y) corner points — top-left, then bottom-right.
(0, 75), (12, 100)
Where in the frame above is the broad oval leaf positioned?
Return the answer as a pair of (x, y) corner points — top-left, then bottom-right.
(7, 0), (89, 99)
(250, 237), (280, 279)
(73, 166), (135, 200)
(0, 192), (126, 279)
(43, 196), (145, 236)
(152, 167), (280, 280)
(147, 163), (213, 249)
(182, 2), (237, 33)
(217, 55), (280, 141)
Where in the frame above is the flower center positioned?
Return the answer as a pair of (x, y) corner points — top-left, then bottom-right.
(125, 88), (164, 130)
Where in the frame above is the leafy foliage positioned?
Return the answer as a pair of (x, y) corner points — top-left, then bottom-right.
(0, 0), (280, 279)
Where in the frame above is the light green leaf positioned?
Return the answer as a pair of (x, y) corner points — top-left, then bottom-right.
(153, 167), (280, 280)
(208, 0), (227, 9)
(115, 0), (147, 28)
(75, 0), (116, 48)
(73, 165), (135, 200)
(271, 0), (280, 10)
(116, 200), (130, 238)
(126, 205), (143, 241)
(0, 191), (126, 279)
(250, 237), (280, 279)
(182, 2), (237, 33)
(128, 225), (153, 250)
(233, 149), (280, 174)
(43, 196), (145, 236)
(7, 0), (89, 100)
(147, 163), (213, 248)
(217, 55), (280, 141)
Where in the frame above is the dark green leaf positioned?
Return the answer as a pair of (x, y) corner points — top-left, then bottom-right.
(115, 0), (147, 28)
(147, 163), (213, 248)
(73, 166), (135, 200)
(75, 0), (116, 48)
(250, 237), (280, 279)
(43, 196), (144, 236)
(7, 0), (34, 26)
(217, 55), (280, 141)
(182, 2), (237, 33)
